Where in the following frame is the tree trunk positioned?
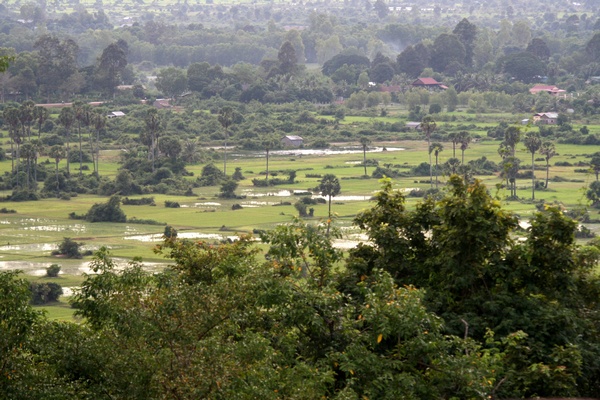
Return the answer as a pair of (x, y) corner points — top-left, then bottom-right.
(531, 152), (535, 200)
(266, 148), (269, 183)
(545, 160), (549, 188)
(363, 147), (367, 176)
(428, 137), (432, 188)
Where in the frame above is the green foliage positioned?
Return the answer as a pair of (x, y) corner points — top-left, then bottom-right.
(46, 263), (61, 277)
(85, 195), (127, 223)
(56, 237), (83, 259)
(30, 282), (63, 304)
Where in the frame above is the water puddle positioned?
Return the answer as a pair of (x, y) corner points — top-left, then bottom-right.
(124, 232), (240, 243)
(233, 146), (405, 158)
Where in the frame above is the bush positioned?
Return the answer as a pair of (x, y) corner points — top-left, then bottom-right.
(85, 196), (127, 222)
(165, 200), (181, 208)
(29, 282), (62, 305)
(46, 264), (61, 277)
(122, 197), (155, 206)
(231, 203), (243, 210)
(54, 237), (82, 259)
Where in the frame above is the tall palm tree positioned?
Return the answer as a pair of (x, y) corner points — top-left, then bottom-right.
(261, 134), (278, 184)
(144, 108), (161, 172)
(458, 131), (471, 164)
(33, 106), (49, 139)
(524, 131), (542, 200)
(319, 174), (341, 236)
(359, 136), (371, 177)
(3, 107), (20, 175)
(91, 110), (106, 175)
(49, 145), (65, 194)
(30, 139), (43, 188)
(429, 142), (444, 188)
(19, 100), (35, 141)
(420, 115), (436, 188)
(448, 131), (459, 158)
(539, 141), (556, 189)
(218, 106), (234, 175)
(58, 107), (75, 178)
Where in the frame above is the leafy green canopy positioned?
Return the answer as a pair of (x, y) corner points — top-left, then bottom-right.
(352, 176), (600, 397)
(1, 177), (600, 398)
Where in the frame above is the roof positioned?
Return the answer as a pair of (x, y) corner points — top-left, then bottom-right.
(534, 112), (558, 119)
(529, 85), (566, 95)
(413, 77), (441, 85)
(283, 135), (303, 141)
(110, 111), (126, 117)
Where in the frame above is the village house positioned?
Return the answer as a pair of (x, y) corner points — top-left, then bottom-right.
(529, 84), (566, 96)
(281, 135), (303, 147)
(411, 77), (448, 91)
(405, 122), (421, 130)
(532, 112), (559, 125)
(107, 111), (126, 119)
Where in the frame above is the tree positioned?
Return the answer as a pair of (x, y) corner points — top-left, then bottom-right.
(586, 181), (600, 207)
(33, 106), (49, 139)
(421, 115), (436, 187)
(359, 136), (371, 177)
(277, 41), (297, 75)
(96, 42), (128, 97)
(458, 131), (471, 164)
(144, 108), (161, 172)
(58, 107), (75, 178)
(218, 106), (235, 175)
(524, 132), (542, 199)
(219, 179), (238, 198)
(85, 196), (127, 222)
(452, 18), (477, 67)
(539, 141), (556, 189)
(49, 145), (65, 194)
(586, 32), (600, 62)
(91, 110), (106, 175)
(3, 107), (21, 178)
(590, 153), (600, 181)
(34, 35), (79, 101)
(318, 174), (341, 234)
(261, 134), (278, 183)
(155, 67), (187, 100)
(526, 38), (551, 60)
(158, 136), (182, 161)
(57, 237), (82, 258)
(0, 55), (13, 72)
(430, 34), (466, 73)
(429, 142), (443, 188)
(396, 45), (426, 78)
(501, 52), (546, 83)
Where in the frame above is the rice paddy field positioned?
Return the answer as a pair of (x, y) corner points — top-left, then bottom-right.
(0, 135), (597, 320)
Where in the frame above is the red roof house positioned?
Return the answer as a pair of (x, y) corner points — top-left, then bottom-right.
(411, 77), (448, 90)
(529, 85), (566, 96)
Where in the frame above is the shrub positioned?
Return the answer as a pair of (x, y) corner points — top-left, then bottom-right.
(86, 196), (127, 222)
(55, 237), (82, 259)
(231, 204), (243, 210)
(165, 200), (181, 208)
(46, 264), (61, 277)
(122, 197), (155, 206)
(30, 282), (62, 305)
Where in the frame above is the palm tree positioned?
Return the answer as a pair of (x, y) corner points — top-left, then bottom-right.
(359, 136), (371, 177)
(218, 106), (235, 175)
(261, 134), (278, 184)
(503, 126), (521, 157)
(448, 132), (459, 158)
(3, 107), (20, 175)
(49, 145), (65, 194)
(30, 139), (43, 188)
(58, 107), (75, 178)
(19, 100), (35, 140)
(590, 152), (600, 181)
(20, 142), (35, 189)
(318, 174), (341, 235)
(33, 106), (49, 139)
(420, 115), (436, 187)
(429, 142), (444, 188)
(524, 131), (542, 200)
(539, 141), (556, 189)
(144, 108), (161, 172)
(458, 131), (471, 164)
(91, 110), (106, 175)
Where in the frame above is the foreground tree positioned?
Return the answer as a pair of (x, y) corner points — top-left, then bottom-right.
(429, 142), (443, 188)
